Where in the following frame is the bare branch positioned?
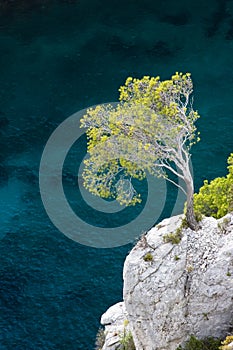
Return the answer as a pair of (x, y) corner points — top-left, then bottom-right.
(164, 176), (187, 195)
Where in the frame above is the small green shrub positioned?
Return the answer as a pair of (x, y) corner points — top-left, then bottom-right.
(181, 216), (189, 228)
(163, 216), (191, 245)
(119, 330), (136, 350)
(143, 252), (153, 262)
(163, 230), (182, 244)
(95, 328), (105, 350)
(193, 153), (233, 219)
(176, 335), (221, 350)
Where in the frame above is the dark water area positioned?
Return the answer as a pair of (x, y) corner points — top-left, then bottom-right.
(0, 0), (233, 349)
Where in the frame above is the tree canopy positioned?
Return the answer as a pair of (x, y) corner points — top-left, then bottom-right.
(80, 72), (200, 229)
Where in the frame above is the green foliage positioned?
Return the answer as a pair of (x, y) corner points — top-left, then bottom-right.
(220, 335), (233, 349)
(80, 72), (200, 207)
(194, 153), (233, 218)
(95, 328), (105, 350)
(181, 216), (189, 228)
(143, 252), (153, 262)
(119, 330), (136, 350)
(195, 211), (204, 222)
(176, 335), (221, 350)
(163, 230), (182, 244)
(163, 217), (189, 244)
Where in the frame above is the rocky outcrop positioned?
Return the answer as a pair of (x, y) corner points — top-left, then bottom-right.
(101, 213), (233, 350)
(100, 302), (129, 350)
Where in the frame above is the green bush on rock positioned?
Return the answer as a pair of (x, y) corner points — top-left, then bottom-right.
(194, 153), (233, 218)
(163, 231), (182, 244)
(143, 252), (153, 262)
(119, 330), (136, 350)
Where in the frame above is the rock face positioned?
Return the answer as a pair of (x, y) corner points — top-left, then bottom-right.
(100, 302), (129, 350)
(123, 213), (233, 350)
(101, 213), (233, 350)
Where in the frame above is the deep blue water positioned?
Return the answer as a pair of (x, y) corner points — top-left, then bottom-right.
(0, 0), (233, 349)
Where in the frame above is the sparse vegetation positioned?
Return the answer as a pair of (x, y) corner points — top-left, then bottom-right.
(119, 330), (136, 350)
(163, 216), (193, 244)
(181, 216), (189, 228)
(143, 252), (153, 262)
(163, 230), (182, 244)
(176, 335), (221, 350)
(95, 328), (105, 350)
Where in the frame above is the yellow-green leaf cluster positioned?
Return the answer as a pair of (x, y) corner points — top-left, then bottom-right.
(80, 72), (200, 206)
(193, 153), (233, 218)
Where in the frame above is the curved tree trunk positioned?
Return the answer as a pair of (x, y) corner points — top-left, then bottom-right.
(176, 155), (200, 231)
(185, 180), (199, 230)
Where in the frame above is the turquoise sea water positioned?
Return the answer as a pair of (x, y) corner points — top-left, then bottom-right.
(0, 0), (233, 348)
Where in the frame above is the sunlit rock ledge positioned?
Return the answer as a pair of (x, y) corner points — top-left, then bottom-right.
(100, 213), (233, 350)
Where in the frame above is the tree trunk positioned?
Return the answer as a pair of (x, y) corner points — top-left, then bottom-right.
(185, 180), (200, 231)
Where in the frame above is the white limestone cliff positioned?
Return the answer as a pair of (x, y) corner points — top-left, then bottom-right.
(100, 302), (129, 350)
(100, 213), (233, 350)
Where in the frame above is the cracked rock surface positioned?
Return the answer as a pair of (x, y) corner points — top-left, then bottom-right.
(100, 214), (233, 350)
(123, 214), (233, 350)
